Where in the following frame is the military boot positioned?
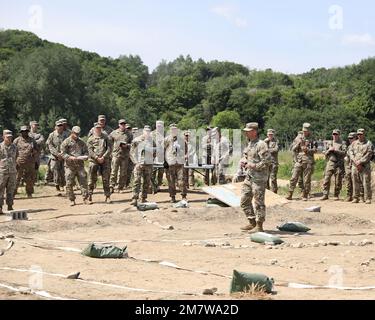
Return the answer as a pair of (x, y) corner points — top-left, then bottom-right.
(88, 195), (93, 205)
(171, 196), (177, 203)
(360, 196), (365, 203)
(7, 205), (14, 211)
(254, 221), (264, 232)
(105, 196), (112, 204)
(366, 199), (372, 205)
(285, 191), (293, 201)
(333, 195), (340, 201)
(70, 200), (76, 207)
(345, 196), (352, 202)
(27, 194), (32, 199)
(130, 198), (138, 207)
(141, 197), (148, 203)
(302, 192), (308, 202)
(352, 198), (359, 204)
(320, 195), (329, 201)
(241, 219), (256, 232)
(0, 207), (3, 215)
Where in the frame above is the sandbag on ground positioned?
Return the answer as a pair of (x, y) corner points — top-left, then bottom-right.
(230, 270), (274, 294)
(82, 243), (128, 259)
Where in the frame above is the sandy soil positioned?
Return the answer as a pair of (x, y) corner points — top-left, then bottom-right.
(1, 182), (375, 300)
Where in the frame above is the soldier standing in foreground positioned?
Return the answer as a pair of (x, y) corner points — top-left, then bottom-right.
(110, 119), (132, 193)
(164, 124), (187, 203)
(0, 130), (17, 214)
(240, 123), (270, 233)
(14, 126), (39, 198)
(29, 121), (45, 185)
(321, 129), (347, 201)
(286, 123), (317, 201)
(47, 121), (66, 195)
(130, 126), (156, 206)
(87, 123), (113, 204)
(61, 126), (89, 206)
(264, 129), (279, 194)
(349, 129), (373, 204)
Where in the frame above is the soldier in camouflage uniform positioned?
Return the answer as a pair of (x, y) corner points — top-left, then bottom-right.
(126, 126), (138, 188)
(0, 130), (18, 214)
(59, 119), (71, 139)
(264, 129), (279, 194)
(110, 119), (132, 193)
(61, 126), (89, 206)
(291, 131), (305, 193)
(344, 132), (364, 202)
(165, 124), (187, 203)
(130, 126), (156, 206)
(88, 115), (113, 137)
(349, 129), (373, 204)
(183, 131), (196, 188)
(286, 123), (317, 201)
(152, 120), (166, 193)
(321, 129), (347, 201)
(87, 123), (113, 204)
(240, 123), (270, 233)
(14, 126), (39, 198)
(29, 121), (45, 184)
(47, 121), (66, 194)
(212, 128), (232, 185)
(201, 127), (215, 185)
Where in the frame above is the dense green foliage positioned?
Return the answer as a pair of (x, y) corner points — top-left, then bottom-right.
(1, 30), (374, 144)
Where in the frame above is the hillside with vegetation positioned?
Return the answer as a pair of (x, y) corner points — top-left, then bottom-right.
(1, 29), (374, 144)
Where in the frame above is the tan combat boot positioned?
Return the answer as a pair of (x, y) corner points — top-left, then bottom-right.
(302, 192), (308, 202)
(7, 205), (14, 211)
(0, 207), (3, 215)
(352, 198), (359, 204)
(88, 195), (93, 205)
(141, 197), (148, 203)
(241, 219), (256, 232)
(320, 195), (329, 201)
(345, 196), (352, 202)
(366, 199), (372, 205)
(285, 191), (293, 201)
(105, 196), (112, 204)
(70, 200), (76, 207)
(254, 221), (264, 232)
(171, 196), (177, 203)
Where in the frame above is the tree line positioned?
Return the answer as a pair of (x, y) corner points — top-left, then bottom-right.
(1, 29), (374, 147)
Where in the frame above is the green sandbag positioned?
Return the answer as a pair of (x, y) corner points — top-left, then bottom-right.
(137, 202), (159, 211)
(82, 243), (128, 259)
(250, 232), (284, 245)
(277, 222), (311, 233)
(230, 270), (274, 294)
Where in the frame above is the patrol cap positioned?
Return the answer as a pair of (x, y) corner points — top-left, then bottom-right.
(72, 126), (81, 134)
(144, 125), (151, 132)
(55, 120), (63, 127)
(98, 115), (106, 121)
(156, 120), (164, 126)
(59, 119), (68, 124)
(125, 124), (132, 129)
(132, 127), (139, 131)
(30, 121), (38, 126)
(94, 122), (102, 128)
(267, 129), (275, 135)
(118, 119), (126, 124)
(206, 126), (212, 131)
(348, 132), (357, 139)
(303, 123), (311, 131)
(169, 124), (178, 129)
(332, 129), (341, 135)
(3, 130), (13, 137)
(357, 128), (365, 135)
(20, 125), (29, 132)
(184, 131), (191, 136)
(243, 122), (259, 132)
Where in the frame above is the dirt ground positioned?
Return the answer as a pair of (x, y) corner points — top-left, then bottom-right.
(1, 181), (375, 300)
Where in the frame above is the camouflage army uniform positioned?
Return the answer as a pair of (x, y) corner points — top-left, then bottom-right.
(87, 133), (112, 198)
(47, 130), (66, 188)
(240, 138), (270, 224)
(126, 131), (135, 188)
(345, 139), (364, 201)
(0, 141), (18, 210)
(165, 134), (187, 200)
(322, 136), (347, 199)
(349, 136), (373, 203)
(29, 131), (45, 183)
(212, 134), (232, 185)
(88, 125), (113, 138)
(110, 129), (132, 191)
(264, 137), (279, 193)
(61, 137), (89, 202)
(184, 138), (196, 188)
(201, 133), (215, 185)
(152, 130), (166, 190)
(130, 134), (156, 202)
(288, 135), (317, 199)
(13, 135), (39, 196)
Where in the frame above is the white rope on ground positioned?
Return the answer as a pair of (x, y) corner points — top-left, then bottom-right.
(287, 282), (375, 291)
(15, 235), (246, 245)
(0, 267), (202, 296)
(0, 281), (75, 300)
